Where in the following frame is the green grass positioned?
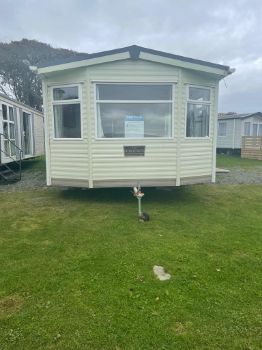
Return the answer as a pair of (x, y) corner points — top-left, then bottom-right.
(217, 154), (262, 169)
(0, 184), (262, 349)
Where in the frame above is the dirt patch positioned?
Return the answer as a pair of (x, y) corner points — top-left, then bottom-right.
(0, 295), (24, 319)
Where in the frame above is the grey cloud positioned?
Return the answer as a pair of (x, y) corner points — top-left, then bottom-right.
(0, 0), (261, 112)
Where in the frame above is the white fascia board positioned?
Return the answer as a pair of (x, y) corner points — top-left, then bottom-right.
(139, 52), (230, 78)
(37, 52), (130, 74)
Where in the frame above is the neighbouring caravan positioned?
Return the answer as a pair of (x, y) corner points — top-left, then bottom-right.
(34, 45), (233, 188)
(0, 94), (44, 180)
(217, 112), (262, 152)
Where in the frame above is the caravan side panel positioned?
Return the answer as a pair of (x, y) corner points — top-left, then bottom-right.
(33, 113), (45, 156)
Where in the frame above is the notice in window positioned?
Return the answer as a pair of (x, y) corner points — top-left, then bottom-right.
(125, 115), (144, 138)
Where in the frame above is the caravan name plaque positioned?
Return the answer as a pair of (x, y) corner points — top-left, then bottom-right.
(124, 146), (145, 157)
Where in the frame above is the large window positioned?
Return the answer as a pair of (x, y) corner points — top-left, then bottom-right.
(96, 84), (173, 138)
(186, 86), (211, 137)
(218, 121), (227, 136)
(52, 85), (81, 139)
(2, 104), (16, 156)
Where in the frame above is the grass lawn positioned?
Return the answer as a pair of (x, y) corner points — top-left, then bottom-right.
(217, 154), (262, 169)
(0, 182), (261, 350)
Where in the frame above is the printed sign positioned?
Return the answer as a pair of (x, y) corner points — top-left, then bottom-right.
(125, 115), (144, 138)
(124, 146), (145, 157)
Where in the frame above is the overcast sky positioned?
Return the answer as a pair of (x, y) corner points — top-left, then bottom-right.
(1, 0), (261, 112)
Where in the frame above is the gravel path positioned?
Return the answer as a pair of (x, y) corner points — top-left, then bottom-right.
(216, 166), (262, 184)
(1, 161), (261, 191)
(0, 167), (47, 192)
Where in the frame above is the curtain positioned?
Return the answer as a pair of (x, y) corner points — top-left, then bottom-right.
(97, 104), (104, 138)
(54, 105), (63, 138)
(187, 104), (209, 137)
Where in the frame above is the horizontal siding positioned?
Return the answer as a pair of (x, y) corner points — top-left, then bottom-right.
(217, 119), (234, 148)
(88, 59), (179, 80)
(46, 75), (89, 180)
(33, 115), (44, 156)
(50, 143), (88, 178)
(180, 141), (213, 177)
(91, 142), (177, 180)
(233, 119), (242, 148)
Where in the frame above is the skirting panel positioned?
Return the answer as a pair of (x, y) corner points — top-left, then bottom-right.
(50, 176), (212, 188)
(180, 175), (212, 185)
(51, 178), (89, 187)
(93, 178), (177, 188)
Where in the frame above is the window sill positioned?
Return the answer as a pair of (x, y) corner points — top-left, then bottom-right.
(52, 138), (83, 141)
(184, 136), (211, 140)
(94, 137), (175, 141)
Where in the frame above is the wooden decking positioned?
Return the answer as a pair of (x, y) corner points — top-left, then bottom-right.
(241, 137), (262, 160)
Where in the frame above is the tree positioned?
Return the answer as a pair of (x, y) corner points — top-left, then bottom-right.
(0, 39), (84, 110)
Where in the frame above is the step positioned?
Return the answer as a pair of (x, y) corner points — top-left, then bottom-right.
(0, 169), (13, 175)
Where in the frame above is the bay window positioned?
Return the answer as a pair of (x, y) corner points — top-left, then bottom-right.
(96, 84), (173, 138)
(186, 86), (211, 137)
(52, 85), (81, 139)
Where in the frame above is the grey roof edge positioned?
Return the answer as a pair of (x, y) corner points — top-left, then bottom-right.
(37, 44), (231, 71)
(0, 93), (43, 114)
(218, 112), (262, 120)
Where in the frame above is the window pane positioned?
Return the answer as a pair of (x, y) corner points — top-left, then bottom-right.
(10, 123), (15, 139)
(10, 141), (16, 156)
(186, 103), (210, 137)
(97, 103), (172, 138)
(189, 87), (210, 101)
(53, 103), (81, 138)
(252, 124), (258, 136)
(4, 140), (10, 155)
(258, 124), (262, 136)
(218, 122), (226, 136)
(9, 106), (14, 121)
(244, 122), (251, 136)
(3, 122), (8, 138)
(53, 86), (78, 100)
(2, 104), (7, 120)
(97, 84), (172, 100)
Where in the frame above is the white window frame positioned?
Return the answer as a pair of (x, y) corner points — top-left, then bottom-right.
(218, 121), (227, 137)
(251, 122), (262, 137)
(51, 83), (83, 140)
(244, 121), (251, 136)
(94, 82), (175, 140)
(1, 102), (16, 157)
(185, 85), (212, 139)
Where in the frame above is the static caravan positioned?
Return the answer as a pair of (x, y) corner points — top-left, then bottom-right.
(34, 45), (233, 188)
(217, 112), (262, 152)
(0, 94), (44, 180)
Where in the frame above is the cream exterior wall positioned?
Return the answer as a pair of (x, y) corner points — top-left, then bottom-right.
(43, 59), (219, 187)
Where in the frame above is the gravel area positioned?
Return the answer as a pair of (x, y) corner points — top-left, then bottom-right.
(216, 167), (262, 184)
(0, 164), (47, 192)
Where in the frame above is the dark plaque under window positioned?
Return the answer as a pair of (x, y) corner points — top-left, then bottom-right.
(124, 146), (145, 157)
